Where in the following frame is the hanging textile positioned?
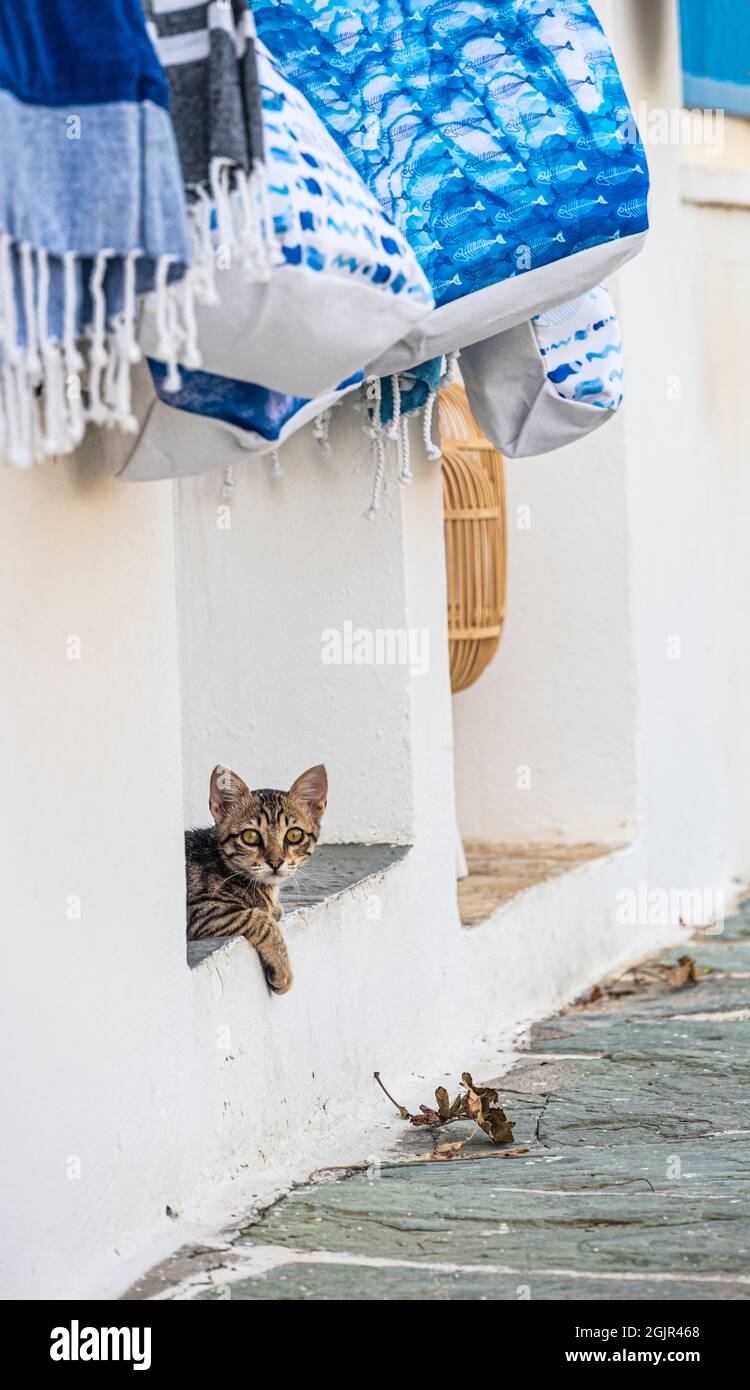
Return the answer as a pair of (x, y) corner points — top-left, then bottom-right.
(111, 360), (362, 483)
(253, 0), (649, 375)
(461, 283), (624, 458)
(0, 0), (192, 467)
(140, 36), (435, 397)
(147, 0), (272, 285)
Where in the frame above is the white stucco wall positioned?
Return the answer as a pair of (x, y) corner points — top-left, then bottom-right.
(606, 0), (750, 892)
(1, 0), (748, 1302)
(452, 402), (638, 844)
(173, 413), (418, 845)
(0, 437), (192, 1298)
(453, 0), (750, 889)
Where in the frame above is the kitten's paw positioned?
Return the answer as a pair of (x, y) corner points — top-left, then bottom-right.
(264, 960), (293, 995)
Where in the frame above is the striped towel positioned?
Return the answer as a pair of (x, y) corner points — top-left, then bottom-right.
(0, 0), (194, 468)
(148, 1), (277, 294)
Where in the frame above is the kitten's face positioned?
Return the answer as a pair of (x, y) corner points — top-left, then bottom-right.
(209, 764), (327, 887)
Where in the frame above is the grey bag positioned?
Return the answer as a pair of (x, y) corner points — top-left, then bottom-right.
(461, 285), (624, 460)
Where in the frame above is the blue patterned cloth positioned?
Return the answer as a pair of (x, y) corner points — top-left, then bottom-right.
(0, 0), (191, 467)
(534, 285), (623, 408)
(252, 0), (649, 309)
(379, 357), (443, 426)
(149, 359), (363, 446)
(173, 36), (435, 399)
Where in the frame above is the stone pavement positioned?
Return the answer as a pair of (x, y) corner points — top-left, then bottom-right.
(132, 901), (750, 1301)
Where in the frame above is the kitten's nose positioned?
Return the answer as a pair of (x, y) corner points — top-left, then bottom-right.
(267, 857), (284, 873)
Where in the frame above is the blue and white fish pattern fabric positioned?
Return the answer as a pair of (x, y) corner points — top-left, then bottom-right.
(533, 286), (623, 410)
(252, 0), (649, 372)
(158, 37), (435, 399)
(461, 282), (624, 458)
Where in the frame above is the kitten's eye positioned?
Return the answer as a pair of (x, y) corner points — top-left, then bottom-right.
(240, 828), (261, 846)
(286, 827), (304, 845)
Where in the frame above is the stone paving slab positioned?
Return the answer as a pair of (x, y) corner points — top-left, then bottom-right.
(135, 905), (750, 1301)
(194, 1265), (748, 1302)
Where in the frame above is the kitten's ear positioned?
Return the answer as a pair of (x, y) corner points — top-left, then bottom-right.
(289, 764), (328, 819)
(209, 765), (250, 823)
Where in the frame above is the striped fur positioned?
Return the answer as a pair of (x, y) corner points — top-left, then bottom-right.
(186, 764), (327, 994)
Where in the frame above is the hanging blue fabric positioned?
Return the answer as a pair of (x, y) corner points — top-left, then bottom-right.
(253, 0), (650, 374)
(110, 359), (364, 485)
(0, 0), (192, 468)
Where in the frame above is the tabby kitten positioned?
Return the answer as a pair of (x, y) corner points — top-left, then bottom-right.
(186, 763), (328, 995)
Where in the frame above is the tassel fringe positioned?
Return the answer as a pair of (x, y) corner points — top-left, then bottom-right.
(362, 365), (447, 519)
(0, 231), (200, 469)
(312, 407), (332, 454)
(188, 157), (282, 303)
(221, 461), (236, 499)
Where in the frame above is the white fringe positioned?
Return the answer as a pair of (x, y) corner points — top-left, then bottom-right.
(187, 156), (281, 305)
(363, 374), (386, 520)
(270, 448), (283, 479)
(153, 254), (182, 394)
(312, 407), (332, 454)
(398, 414), (412, 485)
(443, 349), (460, 383)
(0, 235), (198, 469)
(421, 388), (442, 460)
(221, 461), (236, 499)
(86, 248), (115, 423)
(364, 433), (386, 521)
(385, 372), (401, 442)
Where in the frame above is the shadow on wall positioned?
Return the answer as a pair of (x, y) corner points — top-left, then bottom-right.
(621, 0), (670, 83)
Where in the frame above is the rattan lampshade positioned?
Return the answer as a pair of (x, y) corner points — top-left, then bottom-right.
(440, 384), (507, 694)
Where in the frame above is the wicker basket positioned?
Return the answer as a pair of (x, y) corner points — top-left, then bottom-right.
(440, 384), (507, 694)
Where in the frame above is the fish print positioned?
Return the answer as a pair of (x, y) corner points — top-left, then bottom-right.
(535, 284), (624, 411)
(535, 158), (588, 184)
(557, 194), (608, 220)
(595, 163), (645, 186)
(454, 233), (508, 262)
(253, 0), (649, 309)
(617, 197), (649, 219)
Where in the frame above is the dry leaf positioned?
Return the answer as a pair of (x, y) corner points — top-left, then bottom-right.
(435, 1086), (451, 1119)
(479, 1109), (515, 1144)
(566, 953), (702, 1010)
(663, 955), (699, 989)
(374, 1070), (516, 1145)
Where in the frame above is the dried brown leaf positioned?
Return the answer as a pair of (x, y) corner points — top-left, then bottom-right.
(435, 1086), (451, 1118)
(663, 955), (699, 989)
(479, 1110), (516, 1144)
(375, 1070), (516, 1143)
(464, 1088), (483, 1121)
